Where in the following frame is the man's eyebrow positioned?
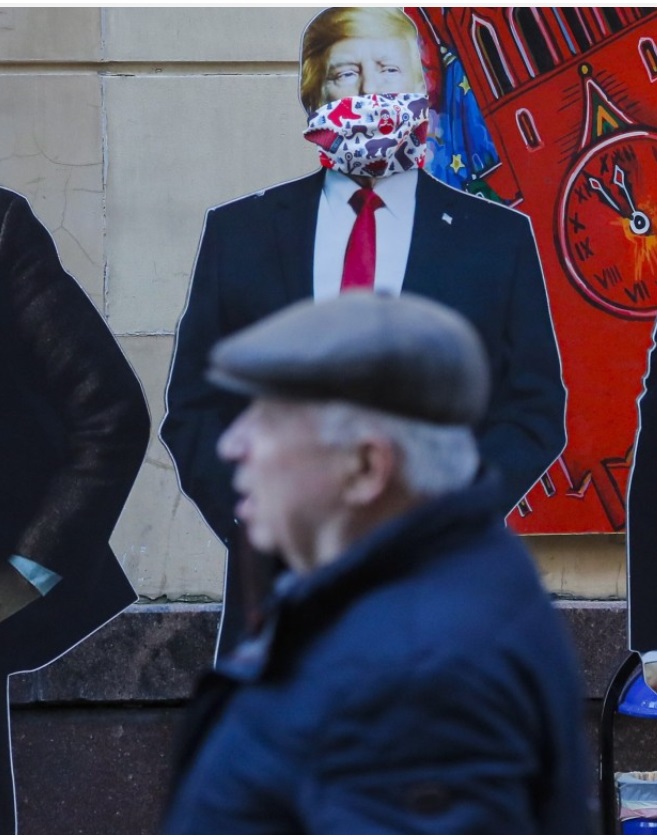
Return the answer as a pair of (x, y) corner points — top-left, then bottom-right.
(327, 60), (360, 71)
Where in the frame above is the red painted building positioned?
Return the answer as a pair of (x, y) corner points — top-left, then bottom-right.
(410, 7), (657, 533)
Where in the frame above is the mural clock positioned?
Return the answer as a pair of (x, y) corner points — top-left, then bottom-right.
(558, 127), (657, 320)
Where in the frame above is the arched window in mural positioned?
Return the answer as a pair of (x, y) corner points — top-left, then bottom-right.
(640, 37), (657, 80)
(510, 8), (559, 75)
(554, 8), (594, 54)
(472, 15), (515, 98)
(516, 108), (542, 150)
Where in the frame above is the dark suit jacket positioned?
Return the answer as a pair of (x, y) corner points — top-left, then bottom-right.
(628, 329), (657, 653)
(162, 169), (565, 545)
(0, 189), (150, 676)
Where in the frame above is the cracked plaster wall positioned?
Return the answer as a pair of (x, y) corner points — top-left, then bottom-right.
(0, 7), (625, 602)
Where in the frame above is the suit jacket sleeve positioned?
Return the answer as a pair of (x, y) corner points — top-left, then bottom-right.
(161, 208), (248, 545)
(1, 192), (150, 570)
(476, 212), (565, 515)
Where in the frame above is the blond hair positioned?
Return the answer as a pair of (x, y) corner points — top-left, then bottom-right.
(300, 7), (423, 113)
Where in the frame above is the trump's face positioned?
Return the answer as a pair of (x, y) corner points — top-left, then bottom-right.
(218, 399), (352, 573)
(320, 35), (425, 105)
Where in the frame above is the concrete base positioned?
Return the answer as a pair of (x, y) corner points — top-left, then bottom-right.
(12, 706), (180, 835)
(7, 601), (643, 834)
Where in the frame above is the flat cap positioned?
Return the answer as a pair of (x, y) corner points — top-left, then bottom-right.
(207, 292), (490, 426)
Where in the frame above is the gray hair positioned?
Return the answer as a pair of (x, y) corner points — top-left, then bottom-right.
(314, 401), (479, 498)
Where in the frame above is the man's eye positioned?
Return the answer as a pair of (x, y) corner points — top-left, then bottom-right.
(329, 68), (359, 83)
(381, 65), (401, 75)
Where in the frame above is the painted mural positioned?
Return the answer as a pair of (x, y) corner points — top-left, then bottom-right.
(407, 7), (657, 535)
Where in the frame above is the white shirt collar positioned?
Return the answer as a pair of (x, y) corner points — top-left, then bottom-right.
(323, 168), (418, 220)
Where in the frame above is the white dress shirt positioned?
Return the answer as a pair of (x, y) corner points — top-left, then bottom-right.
(313, 169), (418, 301)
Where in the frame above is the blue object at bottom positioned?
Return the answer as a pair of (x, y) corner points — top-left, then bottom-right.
(619, 670), (657, 718)
(623, 819), (657, 833)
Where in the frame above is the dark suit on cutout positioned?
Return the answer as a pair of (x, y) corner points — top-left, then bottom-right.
(0, 189), (150, 833)
(161, 169), (565, 649)
(628, 329), (657, 654)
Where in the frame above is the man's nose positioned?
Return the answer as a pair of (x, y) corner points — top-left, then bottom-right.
(217, 415), (247, 461)
(359, 66), (377, 95)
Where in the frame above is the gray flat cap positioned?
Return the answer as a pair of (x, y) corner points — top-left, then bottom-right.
(207, 292), (490, 426)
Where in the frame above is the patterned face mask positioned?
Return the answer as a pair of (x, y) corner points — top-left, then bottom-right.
(304, 93), (429, 178)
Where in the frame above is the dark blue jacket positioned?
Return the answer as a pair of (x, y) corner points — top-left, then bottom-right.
(165, 472), (590, 835)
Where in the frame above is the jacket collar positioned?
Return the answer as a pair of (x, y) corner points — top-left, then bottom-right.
(270, 167), (460, 303)
(217, 466), (503, 682)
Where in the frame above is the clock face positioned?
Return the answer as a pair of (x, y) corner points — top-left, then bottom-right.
(557, 129), (657, 319)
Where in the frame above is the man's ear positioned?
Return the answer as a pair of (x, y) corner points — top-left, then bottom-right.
(343, 436), (397, 506)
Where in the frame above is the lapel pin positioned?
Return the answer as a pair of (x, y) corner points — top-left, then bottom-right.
(441, 213), (453, 225)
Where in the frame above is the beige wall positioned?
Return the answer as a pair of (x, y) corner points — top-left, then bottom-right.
(0, 7), (625, 602)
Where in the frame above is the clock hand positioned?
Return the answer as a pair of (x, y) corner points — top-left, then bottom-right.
(613, 165), (637, 213)
(589, 170), (652, 235)
(613, 165), (652, 235)
(588, 176), (623, 215)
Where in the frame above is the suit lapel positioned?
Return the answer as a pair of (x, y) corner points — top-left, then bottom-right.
(272, 169), (325, 304)
(268, 169), (459, 303)
(402, 171), (458, 297)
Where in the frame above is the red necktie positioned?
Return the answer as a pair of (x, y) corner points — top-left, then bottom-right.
(340, 187), (385, 291)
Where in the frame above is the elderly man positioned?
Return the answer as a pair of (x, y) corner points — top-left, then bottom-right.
(164, 293), (588, 835)
(161, 7), (565, 650)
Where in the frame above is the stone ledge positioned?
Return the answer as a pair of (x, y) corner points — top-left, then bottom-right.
(9, 603), (220, 705)
(558, 600), (628, 698)
(12, 704), (180, 836)
(9, 600), (628, 705)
